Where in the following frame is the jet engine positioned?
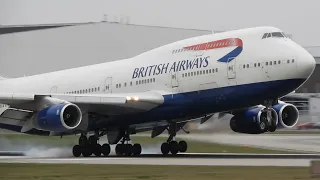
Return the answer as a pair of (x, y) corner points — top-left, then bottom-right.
(229, 106), (278, 134)
(36, 103), (82, 132)
(272, 101), (299, 128)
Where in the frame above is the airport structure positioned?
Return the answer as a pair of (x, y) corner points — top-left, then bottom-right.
(0, 21), (319, 117)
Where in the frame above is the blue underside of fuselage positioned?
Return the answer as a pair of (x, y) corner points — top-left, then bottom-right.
(99, 78), (306, 128)
(0, 78), (306, 135)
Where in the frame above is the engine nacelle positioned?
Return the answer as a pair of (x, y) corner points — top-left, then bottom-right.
(230, 106), (278, 134)
(37, 103), (82, 132)
(272, 101), (299, 128)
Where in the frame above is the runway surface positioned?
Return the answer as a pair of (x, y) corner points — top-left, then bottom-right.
(0, 153), (319, 167)
(179, 133), (320, 153)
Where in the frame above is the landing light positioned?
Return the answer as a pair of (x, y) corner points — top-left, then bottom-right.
(126, 97), (132, 101)
(133, 97), (139, 101)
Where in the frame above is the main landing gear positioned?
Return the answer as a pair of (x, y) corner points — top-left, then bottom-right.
(72, 134), (111, 157)
(72, 131), (142, 157)
(114, 131), (142, 156)
(160, 123), (188, 155)
(72, 123), (189, 157)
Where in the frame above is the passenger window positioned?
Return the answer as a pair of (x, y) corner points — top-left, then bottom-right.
(216, 68), (218, 72)
(125, 83), (127, 87)
(200, 71), (202, 75)
(243, 64), (246, 68)
(254, 63), (256, 67)
(197, 71), (200, 75)
(278, 60), (281, 64)
(287, 60), (290, 63)
(209, 69), (212, 73)
(116, 84), (118, 88)
(188, 72), (190, 76)
(182, 74), (184, 77)
(130, 82), (132, 86)
(136, 81), (138, 85)
(292, 59), (295, 63)
(206, 70), (209, 74)
(246, 64), (249, 68)
(153, 78), (155, 82)
(258, 63), (260, 67)
(270, 61), (272, 65)
(266, 62), (268, 66)
(203, 70), (205, 74)
(274, 61), (276, 65)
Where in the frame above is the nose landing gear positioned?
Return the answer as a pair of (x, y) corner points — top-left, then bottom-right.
(261, 99), (278, 133)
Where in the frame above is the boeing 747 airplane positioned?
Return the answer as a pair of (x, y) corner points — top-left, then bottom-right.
(0, 26), (315, 157)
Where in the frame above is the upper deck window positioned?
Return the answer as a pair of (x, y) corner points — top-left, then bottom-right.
(262, 32), (287, 39)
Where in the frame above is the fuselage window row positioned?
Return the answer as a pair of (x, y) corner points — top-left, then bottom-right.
(65, 87), (100, 94)
(240, 59), (294, 70)
(182, 68), (218, 78)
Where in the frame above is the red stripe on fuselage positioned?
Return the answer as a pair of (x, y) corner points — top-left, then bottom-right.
(184, 38), (243, 51)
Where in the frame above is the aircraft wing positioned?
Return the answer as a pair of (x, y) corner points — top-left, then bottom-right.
(0, 91), (165, 116)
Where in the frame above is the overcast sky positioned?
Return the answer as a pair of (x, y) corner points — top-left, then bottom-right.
(0, 0), (319, 46)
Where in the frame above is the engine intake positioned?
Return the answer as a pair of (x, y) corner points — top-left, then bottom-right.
(37, 103), (82, 132)
(272, 101), (299, 128)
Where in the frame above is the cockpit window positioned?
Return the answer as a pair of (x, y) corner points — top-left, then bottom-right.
(271, 32), (284, 38)
(262, 32), (287, 39)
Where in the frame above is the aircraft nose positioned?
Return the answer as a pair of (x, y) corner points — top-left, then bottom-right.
(296, 48), (316, 79)
(298, 50), (316, 78)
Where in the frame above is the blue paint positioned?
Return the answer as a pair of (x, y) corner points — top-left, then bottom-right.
(218, 46), (243, 63)
(100, 78), (306, 128)
(37, 104), (68, 132)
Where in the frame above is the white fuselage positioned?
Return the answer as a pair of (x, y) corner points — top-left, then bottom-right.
(0, 26), (315, 120)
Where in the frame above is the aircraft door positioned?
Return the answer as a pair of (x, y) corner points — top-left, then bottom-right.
(105, 77), (112, 94)
(227, 57), (236, 79)
(171, 70), (179, 93)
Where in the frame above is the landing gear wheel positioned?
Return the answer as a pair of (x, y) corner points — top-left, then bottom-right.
(132, 144), (142, 156)
(102, 144), (111, 156)
(72, 145), (81, 157)
(115, 144), (124, 156)
(79, 136), (88, 146)
(268, 119), (277, 132)
(179, 141), (187, 152)
(169, 141), (179, 155)
(93, 144), (102, 157)
(88, 136), (98, 145)
(125, 144), (133, 156)
(161, 142), (170, 155)
(82, 146), (92, 157)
